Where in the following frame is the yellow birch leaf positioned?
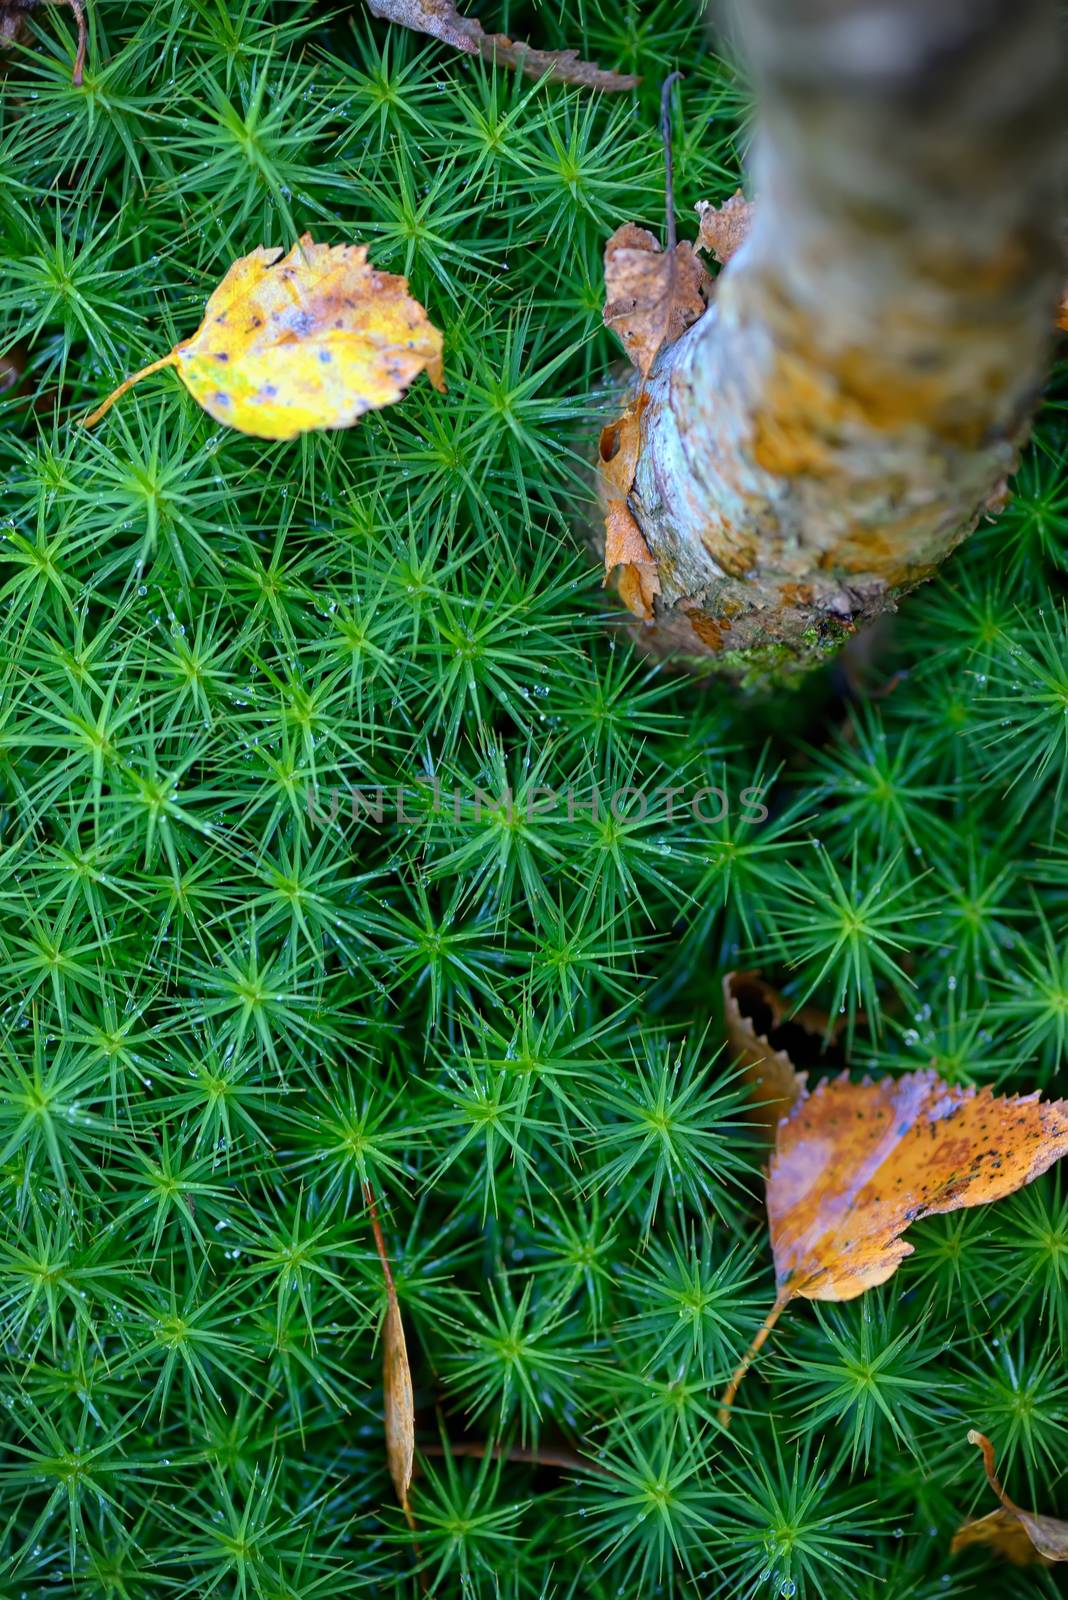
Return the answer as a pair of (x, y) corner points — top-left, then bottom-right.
(83, 234), (444, 441)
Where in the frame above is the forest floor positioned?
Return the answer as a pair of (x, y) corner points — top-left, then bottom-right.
(1, 2), (1067, 1596)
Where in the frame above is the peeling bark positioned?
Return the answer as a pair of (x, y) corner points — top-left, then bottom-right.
(625, 0), (1063, 682)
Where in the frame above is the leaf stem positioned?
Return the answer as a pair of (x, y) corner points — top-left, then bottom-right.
(717, 1286), (792, 1427)
(659, 71), (683, 252)
(968, 1430), (1012, 1508)
(363, 1179), (395, 1294)
(82, 350), (178, 427)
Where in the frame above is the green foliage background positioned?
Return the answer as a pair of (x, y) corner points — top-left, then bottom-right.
(1, 1), (1067, 1594)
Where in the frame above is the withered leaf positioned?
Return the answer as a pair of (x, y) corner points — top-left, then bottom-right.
(598, 395), (660, 621)
(611, 516), (661, 620)
(598, 399), (644, 502)
(723, 971), (813, 1138)
(365, 1183), (415, 1529)
(365, 0), (637, 91)
(603, 223), (710, 379)
(84, 235), (444, 441)
(952, 1430), (1068, 1566)
(695, 190), (754, 268)
(1, 0), (86, 83)
(719, 1070), (1068, 1423)
(769, 1070), (1068, 1301)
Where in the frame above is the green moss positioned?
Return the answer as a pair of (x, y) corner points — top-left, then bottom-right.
(681, 617), (855, 690)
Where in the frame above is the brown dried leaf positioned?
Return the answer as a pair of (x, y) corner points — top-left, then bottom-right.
(598, 395), (659, 620)
(723, 971), (811, 1137)
(612, 522), (661, 620)
(952, 1430), (1068, 1566)
(604, 501), (656, 573)
(1058, 285), (1068, 332)
(603, 224), (710, 379)
(364, 0), (637, 90)
(695, 190), (754, 267)
(598, 400), (644, 501)
(365, 1184), (415, 1529)
(720, 1071), (1068, 1424)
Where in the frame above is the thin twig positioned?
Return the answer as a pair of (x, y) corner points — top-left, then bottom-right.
(421, 1439), (614, 1477)
(659, 71), (684, 252)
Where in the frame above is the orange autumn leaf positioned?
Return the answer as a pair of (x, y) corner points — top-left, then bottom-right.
(768, 1072), (1068, 1301)
(719, 1069), (1068, 1423)
(598, 395), (660, 620)
(365, 1183), (415, 1530)
(605, 502), (660, 618)
(604, 501), (654, 572)
(598, 400), (645, 501)
(84, 235), (444, 441)
(603, 223), (710, 379)
(952, 1430), (1068, 1567)
(614, 543), (661, 620)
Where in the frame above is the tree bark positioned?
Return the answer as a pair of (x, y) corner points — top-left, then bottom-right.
(626, 0), (1063, 682)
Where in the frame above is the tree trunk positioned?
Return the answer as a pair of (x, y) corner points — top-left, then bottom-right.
(626, 0), (1063, 683)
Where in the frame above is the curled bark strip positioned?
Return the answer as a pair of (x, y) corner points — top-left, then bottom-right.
(364, 0), (638, 91)
(599, 393), (661, 619)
